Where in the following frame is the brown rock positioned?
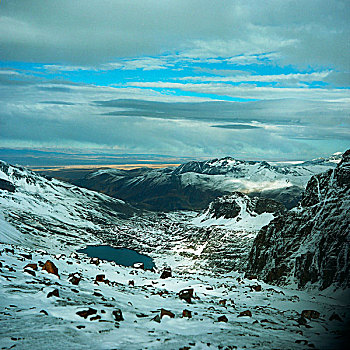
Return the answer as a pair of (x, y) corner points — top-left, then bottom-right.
(252, 284), (262, 292)
(301, 310), (320, 320)
(95, 274), (105, 282)
(90, 315), (101, 321)
(160, 308), (175, 319)
(42, 260), (59, 277)
(47, 289), (60, 298)
(238, 310), (252, 317)
(178, 288), (194, 303)
(245, 274), (257, 280)
(76, 308), (97, 319)
(24, 263), (38, 271)
(182, 309), (192, 318)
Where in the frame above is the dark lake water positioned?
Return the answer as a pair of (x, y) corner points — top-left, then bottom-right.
(77, 245), (155, 270)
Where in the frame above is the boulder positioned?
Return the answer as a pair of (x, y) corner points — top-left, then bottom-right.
(160, 267), (172, 279)
(47, 289), (59, 298)
(112, 309), (124, 321)
(76, 308), (97, 319)
(238, 310), (252, 317)
(90, 257), (100, 266)
(95, 274), (105, 282)
(301, 310), (320, 320)
(68, 273), (81, 285)
(182, 309), (192, 318)
(133, 262), (144, 270)
(160, 308), (175, 319)
(218, 315), (228, 322)
(24, 263), (38, 271)
(42, 260), (59, 277)
(128, 280), (135, 286)
(178, 288), (194, 303)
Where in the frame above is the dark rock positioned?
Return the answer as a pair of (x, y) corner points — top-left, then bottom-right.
(47, 289), (59, 298)
(128, 280), (135, 286)
(24, 263), (38, 271)
(90, 315), (101, 321)
(90, 257), (100, 266)
(251, 284), (262, 292)
(301, 310), (320, 320)
(160, 308), (175, 319)
(40, 310), (48, 315)
(112, 309), (124, 321)
(218, 315), (228, 322)
(20, 253), (32, 259)
(297, 316), (308, 325)
(238, 310), (252, 317)
(24, 269), (36, 276)
(42, 260), (59, 277)
(219, 299), (226, 306)
(68, 273), (81, 285)
(95, 274), (105, 282)
(133, 262), (144, 269)
(160, 267), (172, 279)
(182, 309), (192, 318)
(76, 308), (97, 319)
(0, 179), (15, 192)
(152, 315), (161, 323)
(329, 312), (342, 321)
(178, 288), (194, 303)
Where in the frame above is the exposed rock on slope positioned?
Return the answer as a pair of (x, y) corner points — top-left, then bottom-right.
(247, 150), (350, 290)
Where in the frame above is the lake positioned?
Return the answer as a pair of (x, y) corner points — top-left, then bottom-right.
(77, 245), (155, 270)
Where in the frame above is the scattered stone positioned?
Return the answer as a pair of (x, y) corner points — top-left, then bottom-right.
(42, 260), (59, 277)
(219, 299), (226, 307)
(90, 315), (101, 321)
(178, 288), (194, 303)
(218, 315), (228, 322)
(297, 316), (308, 326)
(151, 315), (161, 323)
(245, 274), (257, 280)
(68, 273), (81, 285)
(160, 308), (175, 319)
(133, 262), (144, 270)
(95, 274), (105, 282)
(182, 309), (192, 318)
(301, 310), (320, 320)
(90, 257), (100, 266)
(128, 280), (135, 286)
(40, 310), (48, 315)
(24, 263), (38, 271)
(76, 325), (85, 329)
(47, 289), (59, 298)
(24, 269), (36, 277)
(76, 308), (97, 319)
(238, 310), (252, 317)
(160, 267), (172, 279)
(20, 253), (32, 260)
(251, 284), (262, 292)
(112, 309), (124, 321)
(329, 312), (342, 322)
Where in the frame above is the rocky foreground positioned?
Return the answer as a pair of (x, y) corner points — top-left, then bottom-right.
(1, 242), (349, 350)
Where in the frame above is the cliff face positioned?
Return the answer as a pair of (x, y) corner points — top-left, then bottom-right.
(247, 150), (350, 290)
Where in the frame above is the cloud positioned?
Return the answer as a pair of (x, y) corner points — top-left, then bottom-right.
(1, 0), (349, 73)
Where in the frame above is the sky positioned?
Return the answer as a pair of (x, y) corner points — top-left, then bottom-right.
(0, 0), (349, 164)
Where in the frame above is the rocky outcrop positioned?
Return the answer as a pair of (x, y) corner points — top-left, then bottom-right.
(247, 150), (350, 290)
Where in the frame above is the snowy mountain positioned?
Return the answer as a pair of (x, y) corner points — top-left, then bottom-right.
(0, 160), (136, 251)
(247, 149), (350, 290)
(0, 158), (349, 348)
(59, 153), (342, 211)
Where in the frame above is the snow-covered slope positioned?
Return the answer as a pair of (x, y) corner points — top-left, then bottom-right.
(0, 160), (136, 251)
(192, 192), (284, 231)
(69, 153), (342, 211)
(247, 149), (350, 290)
